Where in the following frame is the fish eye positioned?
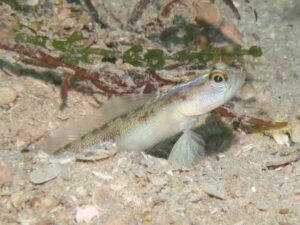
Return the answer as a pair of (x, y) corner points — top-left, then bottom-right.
(209, 70), (228, 87)
(214, 75), (223, 83)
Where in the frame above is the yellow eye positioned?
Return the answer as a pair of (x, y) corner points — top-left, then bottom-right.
(209, 70), (228, 87)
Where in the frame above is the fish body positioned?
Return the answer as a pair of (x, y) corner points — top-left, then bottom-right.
(59, 64), (245, 155)
(70, 92), (197, 152)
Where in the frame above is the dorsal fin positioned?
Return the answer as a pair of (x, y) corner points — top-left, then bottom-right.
(32, 94), (155, 154)
(160, 73), (209, 99)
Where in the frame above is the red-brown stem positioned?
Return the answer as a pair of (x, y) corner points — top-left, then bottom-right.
(146, 68), (175, 86)
(214, 106), (288, 131)
(0, 42), (174, 96)
(161, 0), (184, 17)
(0, 42), (120, 95)
(128, 0), (151, 25)
(60, 73), (70, 109)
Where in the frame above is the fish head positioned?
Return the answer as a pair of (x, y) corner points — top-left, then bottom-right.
(177, 64), (245, 116)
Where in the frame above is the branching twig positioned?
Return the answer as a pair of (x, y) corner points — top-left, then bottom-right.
(0, 42), (177, 97)
(161, 0), (184, 17)
(0, 42), (128, 95)
(266, 153), (300, 170)
(81, 0), (108, 28)
(128, 0), (152, 25)
(60, 73), (70, 109)
(222, 0), (241, 20)
(214, 107), (288, 132)
(146, 68), (175, 86)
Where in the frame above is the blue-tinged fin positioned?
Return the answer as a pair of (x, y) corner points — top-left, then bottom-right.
(160, 73), (209, 99)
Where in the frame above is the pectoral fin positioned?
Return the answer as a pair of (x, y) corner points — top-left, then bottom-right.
(31, 94), (155, 154)
(168, 130), (205, 167)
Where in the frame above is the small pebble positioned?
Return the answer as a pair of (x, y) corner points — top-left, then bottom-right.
(196, 2), (220, 26)
(237, 83), (256, 100)
(200, 183), (226, 200)
(36, 219), (54, 225)
(296, 108), (300, 118)
(75, 205), (100, 224)
(102, 218), (127, 225)
(266, 193), (279, 200)
(0, 87), (17, 105)
(272, 132), (290, 147)
(253, 199), (269, 211)
(256, 88), (272, 103)
(233, 221), (244, 225)
(92, 171), (113, 180)
(29, 163), (60, 184)
(142, 211), (152, 223)
(76, 147), (117, 161)
(217, 153), (226, 159)
(0, 157), (13, 187)
(11, 83), (25, 96)
(291, 193), (300, 201)
(290, 123), (300, 143)
(25, 0), (39, 6)
(10, 192), (25, 208)
(278, 208), (289, 215)
(220, 23), (243, 44)
(61, 18), (76, 29)
(210, 207), (218, 214)
(278, 222), (292, 225)
(148, 175), (167, 186)
(49, 152), (76, 164)
(93, 188), (119, 210)
(55, 110), (70, 121)
(283, 164), (293, 175)
(57, 8), (71, 21)
(131, 165), (146, 178)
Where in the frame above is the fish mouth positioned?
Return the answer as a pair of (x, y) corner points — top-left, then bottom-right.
(227, 69), (246, 99)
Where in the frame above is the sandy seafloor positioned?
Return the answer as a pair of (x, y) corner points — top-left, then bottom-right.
(0, 0), (300, 224)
